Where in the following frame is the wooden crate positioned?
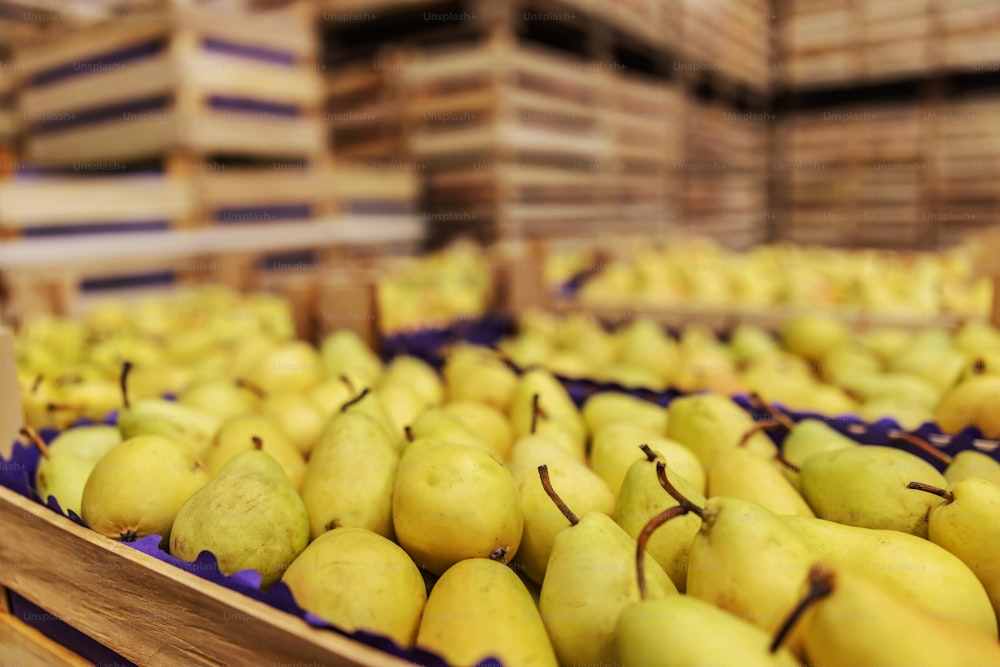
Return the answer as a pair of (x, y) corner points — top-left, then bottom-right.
(325, 50), (408, 160)
(0, 65), (15, 150)
(934, 0), (1000, 71)
(14, 3), (324, 166)
(327, 160), (420, 216)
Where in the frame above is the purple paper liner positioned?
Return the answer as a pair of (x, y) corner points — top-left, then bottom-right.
(380, 314), (515, 367)
(0, 431), (499, 667)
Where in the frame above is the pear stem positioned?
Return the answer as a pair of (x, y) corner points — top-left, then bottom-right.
(404, 425), (414, 443)
(339, 374), (355, 393)
(906, 481), (955, 504)
(972, 358), (987, 375)
(748, 393), (796, 431)
(251, 436), (263, 451)
(340, 387), (370, 413)
(530, 393), (548, 435)
(739, 419), (784, 448)
(537, 465), (579, 527)
(235, 377), (267, 399)
(119, 361), (133, 409)
(655, 461), (705, 519)
(773, 453), (801, 473)
(639, 443), (658, 462)
(635, 505), (689, 600)
(889, 431), (953, 465)
(31, 374), (43, 394)
(19, 426), (49, 459)
(770, 564), (836, 653)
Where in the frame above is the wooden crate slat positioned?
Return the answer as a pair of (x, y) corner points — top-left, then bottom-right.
(181, 52), (324, 109)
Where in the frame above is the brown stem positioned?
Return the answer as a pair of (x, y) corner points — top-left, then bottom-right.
(530, 393), (548, 435)
(636, 505), (689, 599)
(339, 374), (355, 393)
(538, 465), (579, 526)
(404, 425), (414, 443)
(774, 453), (801, 473)
(656, 461), (705, 519)
(31, 374), (44, 394)
(639, 443), (658, 462)
(770, 564), (836, 653)
(46, 402), (83, 412)
(120, 361), (133, 409)
(739, 419), (784, 448)
(19, 426), (49, 459)
(235, 377), (267, 399)
(972, 358), (987, 375)
(340, 387), (370, 413)
(748, 393), (796, 431)
(889, 431), (953, 465)
(251, 436), (263, 451)
(907, 481), (955, 504)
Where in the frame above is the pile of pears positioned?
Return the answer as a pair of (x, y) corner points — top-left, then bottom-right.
(548, 235), (992, 317)
(500, 308), (1000, 435)
(13, 290), (1000, 667)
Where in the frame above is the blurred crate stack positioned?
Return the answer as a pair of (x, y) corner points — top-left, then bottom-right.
(680, 98), (770, 248)
(861, 0), (931, 81)
(934, 0), (1000, 72)
(928, 96), (1000, 246)
(776, 0), (861, 88)
(682, 0), (772, 93)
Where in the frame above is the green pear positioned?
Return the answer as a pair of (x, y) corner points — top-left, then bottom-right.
(340, 388), (403, 452)
(856, 327), (911, 363)
(282, 528), (426, 647)
(169, 444), (309, 587)
(888, 330), (966, 393)
(728, 323), (782, 364)
(301, 412), (399, 540)
(81, 435), (208, 541)
(58, 377), (126, 423)
(839, 370), (940, 410)
(417, 558), (558, 667)
(507, 434), (583, 481)
(307, 375), (356, 416)
(509, 369), (586, 444)
(244, 340), (321, 394)
(590, 423), (706, 495)
(392, 441), (522, 575)
(780, 315), (848, 361)
(780, 515), (997, 637)
(666, 393), (777, 466)
(442, 344), (517, 411)
(614, 318), (680, 382)
(613, 449), (706, 591)
(35, 426), (122, 515)
(707, 444), (815, 517)
(377, 382), (427, 438)
(909, 478), (1000, 622)
(953, 321), (1000, 358)
(320, 330), (384, 388)
(799, 446), (947, 537)
(537, 466), (676, 667)
(380, 355), (443, 406)
(857, 399), (933, 430)
(178, 378), (259, 421)
(781, 419), (857, 470)
(582, 392), (669, 436)
(257, 392), (326, 457)
(442, 401), (514, 460)
(771, 563), (1000, 667)
(117, 397), (222, 460)
(409, 408), (491, 452)
(512, 453), (615, 585)
(944, 450), (1000, 486)
(206, 415), (306, 490)
(935, 374), (1000, 437)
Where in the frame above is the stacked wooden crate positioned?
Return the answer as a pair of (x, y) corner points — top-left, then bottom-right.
(861, 0), (931, 81)
(775, 0), (862, 88)
(681, 0), (772, 93)
(680, 98), (770, 248)
(934, 0), (1000, 72)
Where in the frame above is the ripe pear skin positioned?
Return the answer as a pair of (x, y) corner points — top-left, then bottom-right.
(442, 401), (514, 460)
(509, 369), (587, 443)
(590, 424), (706, 495)
(616, 595), (800, 667)
(392, 442), (522, 575)
(799, 446), (946, 537)
(117, 398), (221, 460)
(787, 564), (1000, 667)
(169, 450), (309, 587)
(381, 355), (444, 407)
(666, 394), (776, 466)
(416, 558), (558, 667)
(443, 344), (517, 411)
(540, 513), (677, 667)
(281, 528), (426, 647)
(614, 455), (707, 592)
(35, 426), (122, 515)
(320, 330), (384, 388)
(922, 477), (1000, 622)
(409, 408), (491, 452)
(686, 497), (813, 641)
(707, 447), (815, 517)
(780, 515), (997, 637)
(934, 374), (1000, 437)
(582, 391), (669, 436)
(944, 450), (1000, 486)
(206, 415), (306, 490)
(780, 419), (857, 469)
(257, 392), (326, 457)
(82, 435), (208, 541)
(301, 412), (399, 540)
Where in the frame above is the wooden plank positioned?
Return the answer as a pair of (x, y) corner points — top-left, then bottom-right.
(0, 611), (92, 667)
(25, 115), (178, 165)
(0, 486), (410, 667)
(13, 21), (169, 77)
(0, 329), (21, 459)
(181, 51), (324, 109)
(179, 109), (325, 158)
(197, 165), (328, 209)
(176, 4), (317, 61)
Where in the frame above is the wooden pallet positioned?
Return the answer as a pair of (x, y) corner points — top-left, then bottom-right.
(15, 3), (324, 165)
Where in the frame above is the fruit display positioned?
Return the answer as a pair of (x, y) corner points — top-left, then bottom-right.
(495, 308), (1000, 434)
(545, 236), (993, 317)
(5, 285), (1000, 667)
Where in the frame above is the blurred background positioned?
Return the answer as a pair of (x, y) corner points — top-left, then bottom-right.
(1, 0), (1000, 337)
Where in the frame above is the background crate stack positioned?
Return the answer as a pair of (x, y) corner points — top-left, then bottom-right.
(681, 0), (772, 93)
(861, 0), (931, 81)
(775, 0), (861, 89)
(934, 0), (1000, 72)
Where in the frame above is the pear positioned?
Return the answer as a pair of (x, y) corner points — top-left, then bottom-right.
(581, 391), (669, 436)
(953, 321), (1000, 358)
(34, 425), (122, 515)
(377, 382), (427, 438)
(707, 441), (815, 517)
(780, 315), (848, 361)
(507, 433), (584, 480)
(416, 558), (558, 667)
(614, 318), (679, 382)
(799, 445), (947, 537)
(57, 377), (125, 423)
(728, 323), (782, 364)
(81, 435), (208, 542)
(319, 330), (384, 388)
(281, 528), (426, 647)
(409, 408), (491, 452)
(300, 411), (399, 540)
(442, 344), (517, 411)
(509, 369), (586, 445)
(780, 515), (997, 637)
(257, 392), (326, 457)
(169, 442), (309, 587)
(613, 448), (706, 591)
(512, 451), (615, 585)
(178, 378), (259, 421)
(888, 330), (966, 393)
(591, 423), (706, 495)
(339, 388), (403, 452)
(537, 465), (676, 666)
(771, 563), (1000, 667)
(117, 397), (221, 460)
(244, 340), (321, 393)
(781, 418), (857, 469)
(944, 449), (1000, 486)
(380, 355), (443, 406)
(206, 414), (306, 490)
(307, 375), (356, 416)
(909, 478), (1000, 622)
(935, 374), (1000, 437)
(666, 393), (777, 466)
(442, 401), (514, 460)
(392, 441), (522, 575)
